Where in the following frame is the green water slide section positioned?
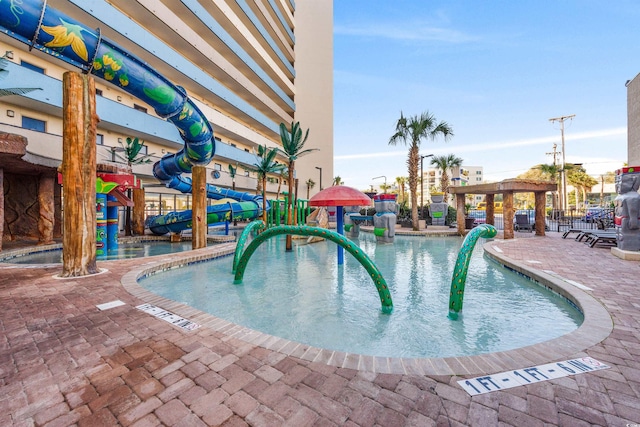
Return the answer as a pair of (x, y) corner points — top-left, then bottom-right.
(233, 224), (394, 313)
(448, 224), (497, 320)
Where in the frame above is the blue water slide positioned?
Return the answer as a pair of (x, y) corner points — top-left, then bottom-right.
(0, 0), (266, 233)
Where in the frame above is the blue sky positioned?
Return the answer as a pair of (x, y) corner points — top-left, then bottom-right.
(332, 1), (639, 191)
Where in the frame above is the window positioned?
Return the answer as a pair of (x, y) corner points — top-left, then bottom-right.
(20, 60), (45, 74)
(22, 116), (46, 132)
(214, 163), (222, 171)
(244, 170), (250, 176)
(138, 145), (148, 155)
(133, 104), (148, 113)
(96, 133), (104, 145)
(244, 148), (250, 153)
(476, 171), (482, 175)
(96, 89), (103, 96)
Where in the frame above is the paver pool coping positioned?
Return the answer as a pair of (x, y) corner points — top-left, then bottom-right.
(120, 238), (613, 376)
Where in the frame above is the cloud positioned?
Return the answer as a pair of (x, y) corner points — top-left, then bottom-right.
(335, 127), (626, 161)
(334, 22), (476, 44)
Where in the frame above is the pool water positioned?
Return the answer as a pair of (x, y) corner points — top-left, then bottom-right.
(139, 233), (583, 358)
(2, 241), (195, 264)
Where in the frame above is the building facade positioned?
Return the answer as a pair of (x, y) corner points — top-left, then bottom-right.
(0, 0), (333, 239)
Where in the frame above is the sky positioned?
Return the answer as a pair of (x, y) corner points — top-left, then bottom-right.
(332, 1), (640, 191)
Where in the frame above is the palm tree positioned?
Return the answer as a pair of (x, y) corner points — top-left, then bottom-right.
(395, 176), (407, 204)
(276, 169), (288, 200)
(430, 154), (463, 196)
(305, 178), (316, 199)
(114, 137), (155, 235)
(333, 176), (344, 186)
(277, 121), (317, 250)
(247, 145), (285, 222)
(389, 112), (453, 230)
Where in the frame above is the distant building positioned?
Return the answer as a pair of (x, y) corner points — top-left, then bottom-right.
(422, 165), (484, 206)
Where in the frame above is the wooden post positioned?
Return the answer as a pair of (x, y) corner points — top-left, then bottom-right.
(534, 191), (546, 236)
(60, 72), (99, 277)
(456, 193), (466, 236)
(503, 191), (514, 239)
(37, 173), (55, 245)
(0, 168), (3, 251)
(192, 166), (207, 249)
(132, 187), (145, 235)
(485, 194), (495, 226)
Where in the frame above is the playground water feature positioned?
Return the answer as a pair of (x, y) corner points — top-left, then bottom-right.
(139, 233), (582, 358)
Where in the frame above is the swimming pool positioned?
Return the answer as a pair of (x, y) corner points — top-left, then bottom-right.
(1, 240), (196, 264)
(138, 233), (583, 358)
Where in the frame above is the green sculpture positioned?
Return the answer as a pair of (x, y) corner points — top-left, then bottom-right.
(448, 224), (497, 320)
(233, 225), (393, 313)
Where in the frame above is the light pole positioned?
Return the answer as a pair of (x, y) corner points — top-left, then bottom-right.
(549, 115), (575, 211)
(315, 166), (322, 190)
(372, 175), (387, 193)
(420, 154), (434, 218)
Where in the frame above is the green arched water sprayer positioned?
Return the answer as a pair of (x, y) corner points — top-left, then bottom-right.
(233, 225), (393, 313)
(448, 224), (497, 320)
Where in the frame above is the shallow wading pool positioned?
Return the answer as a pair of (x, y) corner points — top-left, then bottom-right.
(138, 233), (582, 358)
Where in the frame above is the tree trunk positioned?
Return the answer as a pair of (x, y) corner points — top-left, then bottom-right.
(262, 176), (268, 223)
(60, 72), (99, 277)
(132, 187), (145, 235)
(37, 173), (55, 245)
(192, 166), (207, 249)
(286, 161), (295, 251)
(124, 190), (132, 236)
(0, 168), (3, 252)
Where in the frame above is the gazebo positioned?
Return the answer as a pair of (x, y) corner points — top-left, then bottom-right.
(309, 185), (371, 264)
(448, 179), (557, 238)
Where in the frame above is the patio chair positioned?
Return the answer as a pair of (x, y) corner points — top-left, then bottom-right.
(514, 214), (533, 232)
(581, 231), (618, 248)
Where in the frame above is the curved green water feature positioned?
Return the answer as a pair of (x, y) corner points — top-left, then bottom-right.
(232, 220), (266, 273)
(448, 224), (498, 319)
(233, 225), (394, 313)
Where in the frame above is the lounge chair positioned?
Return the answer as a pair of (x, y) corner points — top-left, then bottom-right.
(514, 214), (533, 232)
(581, 231), (618, 248)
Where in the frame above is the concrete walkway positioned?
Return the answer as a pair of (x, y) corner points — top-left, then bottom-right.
(0, 232), (638, 426)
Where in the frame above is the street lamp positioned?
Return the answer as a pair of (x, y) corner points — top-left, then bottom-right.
(372, 175), (387, 193)
(315, 166), (322, 190)
(420, 154), (434, 218)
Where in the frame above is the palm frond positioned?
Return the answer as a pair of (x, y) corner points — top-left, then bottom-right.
(0, 87), (42, 97)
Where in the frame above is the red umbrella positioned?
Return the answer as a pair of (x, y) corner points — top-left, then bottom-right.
(309, 186), (371, 264)
(309, 185), (372, 207)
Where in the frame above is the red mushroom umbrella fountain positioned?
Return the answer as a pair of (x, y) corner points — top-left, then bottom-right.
(309, 186), (372, 264)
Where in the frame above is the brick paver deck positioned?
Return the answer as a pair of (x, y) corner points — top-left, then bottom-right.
(1, 232), (638, 426)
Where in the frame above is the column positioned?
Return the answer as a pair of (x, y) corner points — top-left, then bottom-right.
(486, 194), (495, 226)
(456, 193), (466, 235)
(534, 191), (547, 236)
(503, 191), (514, 239)
(37, 173), (55, 245)
(192, 166), (207, 249)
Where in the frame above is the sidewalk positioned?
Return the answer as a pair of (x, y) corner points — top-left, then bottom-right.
(0, 232), (638, 426)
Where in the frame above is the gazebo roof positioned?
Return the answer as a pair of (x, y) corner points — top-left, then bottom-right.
(308, 185), (371, 207)
(448, 179), (557, 195)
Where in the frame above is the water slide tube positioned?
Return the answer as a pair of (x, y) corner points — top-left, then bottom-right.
(0, 0), (266, 234)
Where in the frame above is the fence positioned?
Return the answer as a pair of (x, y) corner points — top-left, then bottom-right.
(468, 207), (615, 232)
